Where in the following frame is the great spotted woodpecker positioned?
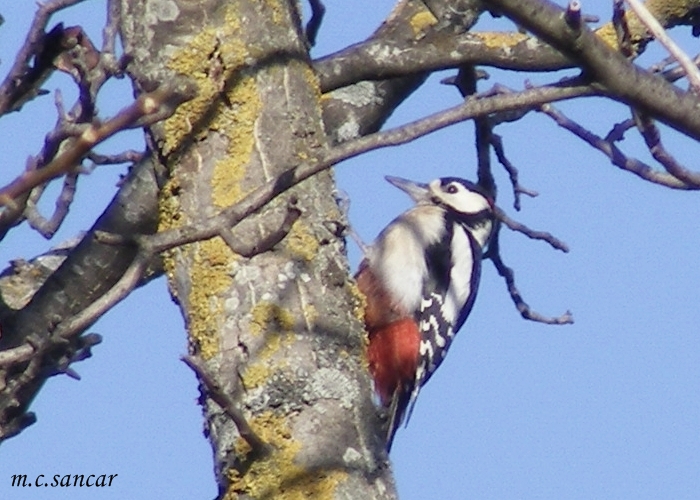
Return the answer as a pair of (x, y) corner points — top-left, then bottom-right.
(355, 175), (495, 451)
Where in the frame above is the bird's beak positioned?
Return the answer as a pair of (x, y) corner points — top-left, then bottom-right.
(385, 176), (431, 203)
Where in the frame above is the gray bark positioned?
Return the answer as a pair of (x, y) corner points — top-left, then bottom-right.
(119, 0), (396, 497)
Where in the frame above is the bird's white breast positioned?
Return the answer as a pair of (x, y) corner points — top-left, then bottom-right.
(367, 206), (450, 315)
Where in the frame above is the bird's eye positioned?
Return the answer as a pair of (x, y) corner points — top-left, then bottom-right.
(446, 184), (459, 194)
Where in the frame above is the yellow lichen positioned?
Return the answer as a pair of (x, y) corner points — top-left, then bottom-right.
(284, 221), (319, 262)
(264, 0), (286, 26)
(242, 361), (274, 392)
(300, 61), (323, 103)
(244, 302), (297, 388)
(594, 23), (620, 50)
(302, 304), (318, 329)
(158, 4), (266, 361)
(159, 176), (185, 231)
(225, 412), (348, 500)
(409, 10), (438, 36)
(211, 71), (262, 208)
(646, 0), (693, 25)
(162, 3), (259, 167)
(593, 16), (647, 53)
(475, 31), (529, 49)
(592, 0), (689, 54)
(162, 28), (221, 154)
(187, 237), (235, 359)
(243, 333), (290, 390)
(346, 278), (367, 324)
(250, 302), (297, 336)
(158, 176), (186, 287)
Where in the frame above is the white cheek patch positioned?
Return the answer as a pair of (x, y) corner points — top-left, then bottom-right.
(429, 180), (490, 215)
(448, 190), (490, 214)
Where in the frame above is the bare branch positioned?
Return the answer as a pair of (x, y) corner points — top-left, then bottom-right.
(625, 0), (700, 92)
(484, 0), (700, 141)
(539, 102), (700, 190)
(0, 249), (142, 379)
(314, 32), (568, 93)
(144, 80), (598, 256)
(0, 0), (88, 115)
(220, 200), (302, 258)
(0, 83), (194, 208)
(635, 113), (700, 185)
(486, 226), (574, 325)
(51, 254), (149, 340)
(25, 172), (78, 238)
(314, 0), (697, 95)
(494, 207), (569, 253)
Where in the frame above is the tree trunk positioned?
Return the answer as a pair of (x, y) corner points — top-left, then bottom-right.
(119, 1), (396, 497)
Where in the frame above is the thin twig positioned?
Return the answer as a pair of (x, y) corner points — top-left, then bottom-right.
(25, 172), (78, 238)
(102, 0), (120, 55)
(453, 67), (496, 196)
(564, 0), (582, 29)
(661, 54), (700, 83)
(494, 207), (569, 253)
(650, 55), (676, 74)
(605, 118), (635, 142)
(490, 133), (538, 211)
(486, 226), (574, 325)
(0, 342), (37, 368)
(305, 0), (325, 47)
(86, 150), (144, 166)
(612, 0), (633, 57)
(634, 113), (700, 185)
(181, 355), (271, 457)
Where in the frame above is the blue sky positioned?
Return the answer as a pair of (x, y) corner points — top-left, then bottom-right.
(1, 2), (699, 499)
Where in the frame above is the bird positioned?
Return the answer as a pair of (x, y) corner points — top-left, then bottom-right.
(355, 175), (496, 451)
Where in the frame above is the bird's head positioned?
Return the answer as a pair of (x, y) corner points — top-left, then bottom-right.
(385, 175), (494, 218)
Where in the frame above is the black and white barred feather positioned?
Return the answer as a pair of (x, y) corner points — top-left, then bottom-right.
(365, 176), (495, 448)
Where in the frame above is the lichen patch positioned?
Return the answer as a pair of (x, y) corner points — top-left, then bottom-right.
(226, 412), (348, 500)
